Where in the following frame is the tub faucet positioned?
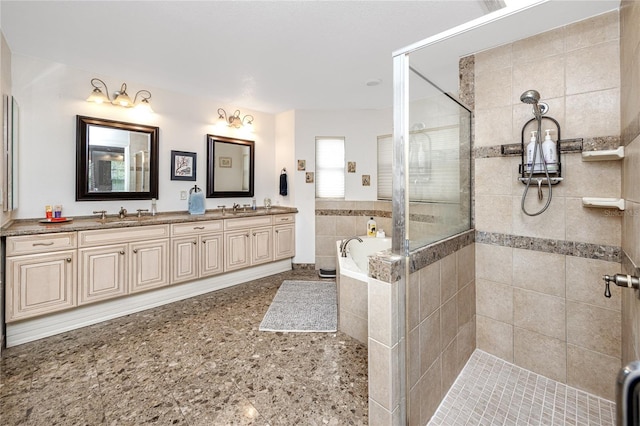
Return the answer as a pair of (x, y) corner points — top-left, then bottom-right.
(340, 236), (363, 257)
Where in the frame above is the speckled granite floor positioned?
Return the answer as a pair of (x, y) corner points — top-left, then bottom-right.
(0, 270), (368, 425)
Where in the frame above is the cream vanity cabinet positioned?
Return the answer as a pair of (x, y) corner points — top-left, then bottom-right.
(5, 232), (77, 322)
(170, 220), (224, 284)
(224, 215), (274, 271)
(273, 214), (295, 260)
(78, 224), (170, 303)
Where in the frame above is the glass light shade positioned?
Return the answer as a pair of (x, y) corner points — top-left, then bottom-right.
(112, 92), (133, 107)
(86, 88), (109, 104)
(134, 99), (154, 114)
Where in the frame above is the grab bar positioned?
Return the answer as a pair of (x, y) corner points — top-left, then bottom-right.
(616, 360), (640, 425)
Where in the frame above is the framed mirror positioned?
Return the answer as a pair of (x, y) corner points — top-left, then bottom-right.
(76, 115), (159, 201)
(206, 134), (254, 198)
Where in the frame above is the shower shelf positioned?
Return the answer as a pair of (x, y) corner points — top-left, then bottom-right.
(518, 177), (563, 185)
(581, 146), (624, 161)
(581, 197), (625, 210)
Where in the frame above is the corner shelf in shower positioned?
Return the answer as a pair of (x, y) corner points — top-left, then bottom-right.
(581, 197), (625, 211)
(581, 146), (624, 161)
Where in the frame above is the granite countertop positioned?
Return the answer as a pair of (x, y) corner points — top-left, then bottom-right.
(1, 206), (298, 237)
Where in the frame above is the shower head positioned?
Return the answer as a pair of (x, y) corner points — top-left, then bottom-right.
(520, 89), (548, 119)
(520, 90), (541, 105)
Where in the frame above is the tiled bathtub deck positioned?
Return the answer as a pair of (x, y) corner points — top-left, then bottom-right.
(429, 350), (616, 426)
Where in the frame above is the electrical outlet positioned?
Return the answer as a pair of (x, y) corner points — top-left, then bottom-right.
(180, 191), (187, 200)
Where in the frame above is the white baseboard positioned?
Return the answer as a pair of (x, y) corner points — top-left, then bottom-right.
(6, 259), (291, 347)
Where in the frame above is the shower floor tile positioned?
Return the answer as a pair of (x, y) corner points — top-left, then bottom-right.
(429, 350), (615, 426)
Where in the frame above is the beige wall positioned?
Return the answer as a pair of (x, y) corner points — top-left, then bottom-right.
(474, 11), (622, 401)
(620, 1), (640, 367)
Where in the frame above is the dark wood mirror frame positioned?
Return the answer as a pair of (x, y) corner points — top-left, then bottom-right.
(76, 115), (159, 201)
(206, 134), (254, 198)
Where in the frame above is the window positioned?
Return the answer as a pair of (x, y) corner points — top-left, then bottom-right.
(377, 135), (392, 200)
(315, 137), (345, 198)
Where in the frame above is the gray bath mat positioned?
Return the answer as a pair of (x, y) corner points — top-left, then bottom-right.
(259, 280), (337, 332)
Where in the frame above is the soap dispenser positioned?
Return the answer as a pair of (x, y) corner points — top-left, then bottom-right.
(542, 129), (558, 172)
(526, 131), (543, 172)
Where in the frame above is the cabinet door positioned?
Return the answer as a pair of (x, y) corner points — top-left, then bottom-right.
(130, 239), (170, 293)
(200, 233), (223, 277)
(251, 226), (273, 265)
(79, 244), (128, 305)
(225, 230), (250, 271)
(274, 224), (295, 260)
(6, 250), (77, 322)
(171, 237), (198, 284)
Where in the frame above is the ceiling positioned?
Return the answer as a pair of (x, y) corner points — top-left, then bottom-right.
(0, 1), (621, 115)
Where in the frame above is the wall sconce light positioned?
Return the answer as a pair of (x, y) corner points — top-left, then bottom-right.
(217, 108), (254, 129)
(86, 78), (153, 113)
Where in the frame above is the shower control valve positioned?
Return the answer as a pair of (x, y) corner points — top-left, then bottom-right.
(603, 274), (640, 298)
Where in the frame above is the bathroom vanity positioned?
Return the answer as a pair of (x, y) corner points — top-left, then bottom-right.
(1, 207), (296, 346)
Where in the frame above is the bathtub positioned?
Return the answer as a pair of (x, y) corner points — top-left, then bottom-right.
(336, 236), (392, 345)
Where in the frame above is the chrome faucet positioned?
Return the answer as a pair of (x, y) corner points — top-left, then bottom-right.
(118, 207), (127, 219)
(340, 236), (363, 257)
(232, 203), (240, 213)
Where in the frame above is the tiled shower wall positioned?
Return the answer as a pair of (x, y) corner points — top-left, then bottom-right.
(472, 11), (623, 401)
(620, 1), (640, 367)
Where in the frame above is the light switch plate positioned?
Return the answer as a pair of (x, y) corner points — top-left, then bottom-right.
(180, 191), (187, 200)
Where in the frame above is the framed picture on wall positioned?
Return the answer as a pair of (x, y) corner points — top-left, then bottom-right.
(219, 157), (232, 168)
(171, 150), (197, 181)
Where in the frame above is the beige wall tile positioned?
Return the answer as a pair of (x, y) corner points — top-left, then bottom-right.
(316, 255), (336, 270)
(408, 381), (421, 426)
(476, 243), (513, 285)
(475, 158), (513, 196)
(420, 309), (441, 376)
(420, 261), (441, 321)
(408, 271), (420, 330)
(336, 215), (357, 238)
(474, 106), (513, 147)
(475, 195), (513, 235)
(315, 215), (336, 236)
(368, 339), (392, 409)
(477, 315), (514, 361)
(562, 154), (622, 198)
(408, 325), (420, 390)
(369, 279), (397, 347)
(441, 253), (458, 303)
(457, 318), (476, 372)
(475, 43), (512, 74)
(512, 249), (565, 297)
(565, 11), (619, 51)
(339, 275), (368, 319)
(339, 310), (367, 346)
(457, 243), (475, 290)
(441, 296), (458, 350)
(566, 256), (621, 309)
(566, 199), (621, 247)
(476, 278), (513, 323)
(623, 137), (640, 203)
(567, 344), (620, 401)
(567, 300), (621, 358)
(512, 27), (565, 64)
(369, 398), (392, 426)
(419, 357), (442, 426)
(316, 235), (340, 258)
(514, 288), (566, 340)
(514, 327), (567, 383)
(441, 338), (458, 395)
(513, 55), (565, 103)
(512, 195), (566, 241)
(457, 280), (475, 331)
(475, 66), (512, 110)
(565, 88), (620, 139)
(566, 41), (620, 95)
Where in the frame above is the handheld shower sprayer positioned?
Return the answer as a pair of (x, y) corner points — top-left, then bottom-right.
(520, 89), (549, 120)
(520, 89), (553, 216)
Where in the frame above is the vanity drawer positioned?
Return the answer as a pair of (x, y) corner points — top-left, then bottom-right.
(79, 225), (170, 247)
(171, 220), (223, 236)
(224, 216), (273, 230)
(6, 232), (77, 256)
(273, 214), (295, 224)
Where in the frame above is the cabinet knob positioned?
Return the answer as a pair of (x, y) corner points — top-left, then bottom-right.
(66, 257), (72, 263)
(119, 250), (125, 255)
(253, 232), (256, 236)
(133, 249), (138, 253)
(275, 230), (279, 233)
(194, 241), (198, 245)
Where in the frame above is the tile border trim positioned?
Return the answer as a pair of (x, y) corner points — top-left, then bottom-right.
(476, 230), (621, 263)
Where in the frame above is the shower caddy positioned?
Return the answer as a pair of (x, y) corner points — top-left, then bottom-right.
(518, 115), (562, 185)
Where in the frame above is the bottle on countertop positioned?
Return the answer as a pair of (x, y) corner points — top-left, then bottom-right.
(151, 198), (157, 216)
(367, 217), (377, 237)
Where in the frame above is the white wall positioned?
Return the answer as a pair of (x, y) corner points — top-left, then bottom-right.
(12, 54), (276, 219)
(292, 109), (392, 263)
